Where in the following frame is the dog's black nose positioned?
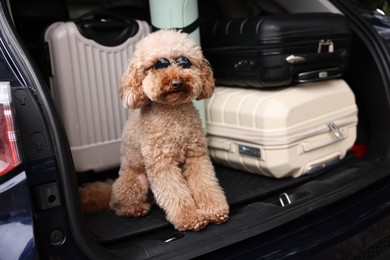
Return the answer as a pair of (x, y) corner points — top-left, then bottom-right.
(171, 80), (183, 91)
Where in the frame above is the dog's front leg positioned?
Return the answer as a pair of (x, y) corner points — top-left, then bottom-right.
(183, 155), (229, 225)
(145, 162), (209, 231)
(109, 167), (151, 217)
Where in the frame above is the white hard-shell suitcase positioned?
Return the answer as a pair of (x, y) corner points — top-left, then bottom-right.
(45, 18), (151, 172)
(206, 79), (358, 178)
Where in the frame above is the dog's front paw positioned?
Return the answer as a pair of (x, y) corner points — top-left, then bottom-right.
(169, 210), (209, 231)
(202, 207), (229, 225)
(110, 201), (151, 217)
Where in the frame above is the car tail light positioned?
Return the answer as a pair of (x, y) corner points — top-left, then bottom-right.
(0, 81), (20, 176)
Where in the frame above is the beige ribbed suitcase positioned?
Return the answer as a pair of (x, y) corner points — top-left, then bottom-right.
(45, 19), (151, 172)
(206, 80), (358, 178)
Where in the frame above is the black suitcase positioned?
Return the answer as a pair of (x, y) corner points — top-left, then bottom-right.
(200, 13), (351, 88)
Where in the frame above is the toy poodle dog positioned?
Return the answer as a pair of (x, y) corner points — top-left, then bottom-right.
(80, 29), (229, 231)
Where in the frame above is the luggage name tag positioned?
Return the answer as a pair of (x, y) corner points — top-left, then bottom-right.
(238, 145), (261, 158)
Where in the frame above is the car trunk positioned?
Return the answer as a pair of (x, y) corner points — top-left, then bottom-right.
(6, 0), (390, 259)
(76, 2), (390, 256)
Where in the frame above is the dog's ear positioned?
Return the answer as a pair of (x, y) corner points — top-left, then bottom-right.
(196, 58), (215, 100)
(119, 62), (149, 109)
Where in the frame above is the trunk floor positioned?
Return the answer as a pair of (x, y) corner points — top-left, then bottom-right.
(84, 163), (320, 242)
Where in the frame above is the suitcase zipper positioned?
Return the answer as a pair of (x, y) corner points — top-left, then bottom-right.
(207, 112), (357, 147)
(328, 122), (344, 139)
(317, 39), (334, 53)
(286, 39), (337, 64)
(205, 36), (349, 53)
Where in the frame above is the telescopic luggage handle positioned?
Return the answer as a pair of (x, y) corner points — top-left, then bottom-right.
(74, 10), (140, 46)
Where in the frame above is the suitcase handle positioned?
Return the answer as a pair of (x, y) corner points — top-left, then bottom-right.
(287, 50), (348, 82)
(296, 68), (343, 83)
(74, 10), (139, 46)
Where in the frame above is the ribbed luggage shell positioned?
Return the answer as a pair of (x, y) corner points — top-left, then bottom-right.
(200, 13), (351, 88)
(206, 80), (358, 178)
(45, 20), (151, 172)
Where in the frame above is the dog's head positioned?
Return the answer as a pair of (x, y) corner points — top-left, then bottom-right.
(120, 30), (215, 109)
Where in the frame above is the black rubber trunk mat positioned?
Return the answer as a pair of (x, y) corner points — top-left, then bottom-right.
(84, 163), (325, 242)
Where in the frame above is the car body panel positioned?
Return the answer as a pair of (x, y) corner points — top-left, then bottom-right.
(2, 0), (390, 259)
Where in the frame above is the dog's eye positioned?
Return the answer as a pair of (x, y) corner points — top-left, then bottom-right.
(155, 58), (171, 69)
(176, 57), (191, 69)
